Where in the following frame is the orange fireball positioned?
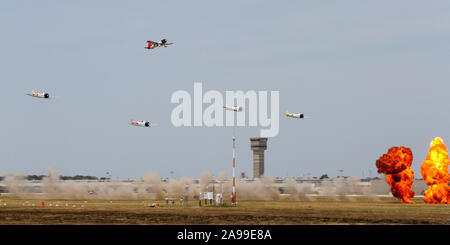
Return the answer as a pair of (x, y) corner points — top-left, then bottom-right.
(421, 137), (450, 204)
(376, 146), (415, 203)
(385, 168), (415, 203)
(376, 147), (413, 174)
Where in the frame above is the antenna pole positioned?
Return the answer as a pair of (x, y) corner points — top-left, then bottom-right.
(232, 135), (237, 206)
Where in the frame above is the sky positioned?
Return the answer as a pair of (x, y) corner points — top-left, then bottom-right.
(1, 1), (449, 179)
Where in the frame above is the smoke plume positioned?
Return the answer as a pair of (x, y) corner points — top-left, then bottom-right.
(2, 169), (382, 202)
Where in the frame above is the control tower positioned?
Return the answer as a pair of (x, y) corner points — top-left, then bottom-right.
(250, 137), (268, 178)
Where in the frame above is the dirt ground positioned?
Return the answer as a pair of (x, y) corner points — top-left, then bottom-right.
(0, 196), (449, 225)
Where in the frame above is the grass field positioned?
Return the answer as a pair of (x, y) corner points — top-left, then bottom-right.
(0, 195), (449, 225)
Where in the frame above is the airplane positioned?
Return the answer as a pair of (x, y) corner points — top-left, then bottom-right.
(285, 110), (309, 119)
(223, 105), (243, 112)
(25, 90), (52, 99)
(129, 119), (156, 127)
(145, 39), (174, 49)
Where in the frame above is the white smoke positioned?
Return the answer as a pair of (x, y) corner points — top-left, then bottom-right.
(1, 168), (381, 202)
(2, 172), (28, 198)
(199, 171), (213, 192)
(235, 176), (281, 200)
(285, 179), (315, 201)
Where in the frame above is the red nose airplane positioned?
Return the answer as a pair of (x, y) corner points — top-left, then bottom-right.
(129, 119), (157, 127)
(145, 39), (174, 50)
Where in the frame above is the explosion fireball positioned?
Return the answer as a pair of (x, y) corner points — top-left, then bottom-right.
(376, 147), (415, 203)
(421, 137), (450, 204)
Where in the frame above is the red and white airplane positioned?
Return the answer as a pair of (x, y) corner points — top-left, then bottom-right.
(145, 39), (174, 50)
(285, 110), (309, 119)
(25, 90), (52, 99)
(129, 119), (156, 127)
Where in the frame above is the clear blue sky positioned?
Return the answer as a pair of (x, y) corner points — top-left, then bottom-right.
(1, 1), (449, 179)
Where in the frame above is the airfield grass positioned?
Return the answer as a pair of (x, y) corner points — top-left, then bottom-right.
(0, 195), (449, 224)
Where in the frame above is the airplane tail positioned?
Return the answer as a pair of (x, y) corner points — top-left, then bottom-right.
(32, 90), (35, 95)
(285, 110), (289, 115)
